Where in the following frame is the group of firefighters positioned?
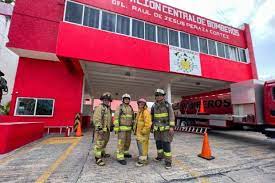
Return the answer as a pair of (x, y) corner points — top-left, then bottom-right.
(92, 89), (175, 169)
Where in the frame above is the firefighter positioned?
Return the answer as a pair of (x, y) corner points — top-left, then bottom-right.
(151, 89), (175, 169)
(134, 98), (152, 167)
(114, 93), (135, 165)
(92, 92), (112, 166)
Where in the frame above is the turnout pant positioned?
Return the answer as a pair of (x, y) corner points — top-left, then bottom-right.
(154, 130), (173, 163)
(93, 131), (110, 158)
(136, 135), (150, 162)
(117, 131), (132, 160)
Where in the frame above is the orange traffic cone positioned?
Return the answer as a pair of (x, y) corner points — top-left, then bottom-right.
(199, 99), (205, 113)
(75, 123), (82, 137)
(198, 133), (215, 160)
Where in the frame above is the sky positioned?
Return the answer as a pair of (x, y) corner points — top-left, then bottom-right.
(158, 0), (275, 80)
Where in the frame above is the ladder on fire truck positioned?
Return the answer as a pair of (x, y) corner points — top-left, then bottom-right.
(175, 102), (208, 135)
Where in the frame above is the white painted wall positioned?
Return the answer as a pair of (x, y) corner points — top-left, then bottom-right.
(0, 15), (19, 106)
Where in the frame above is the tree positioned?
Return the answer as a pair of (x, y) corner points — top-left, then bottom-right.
(0, 0), (15, 4)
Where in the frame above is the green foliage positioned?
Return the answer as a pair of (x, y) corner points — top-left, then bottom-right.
(0, 0), (15, 4)
(0, 101), (10, 115)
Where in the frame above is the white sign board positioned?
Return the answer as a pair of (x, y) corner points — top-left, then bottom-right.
(169, 46), (201, 76)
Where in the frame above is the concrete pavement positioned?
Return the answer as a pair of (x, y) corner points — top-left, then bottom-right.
(0, 130), (275, 183)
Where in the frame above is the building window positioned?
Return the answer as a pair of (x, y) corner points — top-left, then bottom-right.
(208, 40), (217, 55)
(36, 99), (55, 116)
(199, 38), (208, 54)
(145, 23), (156, 42)
(169, 30), (179, 47)
(229, 46), (238, 61)
(239, 49), (247, 63)
(83, 7), (99, 28)
(224, 45), (230, 59)
(217, 42), (225, 58)
(157, 26), (168, 44)
(65, 1), (83, 24)
(15, 98), (54, 117)
(63, 1), (248, 64)
(180, 32), (190, 49)
(190, 35), (199, 52)
(132, 19), (144, 39)
(116, 15), (130, 35)
(101, 11), (116, 32)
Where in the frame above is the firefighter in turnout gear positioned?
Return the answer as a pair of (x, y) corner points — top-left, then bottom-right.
(134, 98), (152, 167)
(92, 92), (112, 166)
(114, 93), (135, 165)
(151, 89), (175, 169)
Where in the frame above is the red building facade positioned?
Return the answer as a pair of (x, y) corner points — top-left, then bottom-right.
(2, 0), (257, 127)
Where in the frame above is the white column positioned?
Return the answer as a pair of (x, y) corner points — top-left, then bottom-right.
(91, 96), (95, 111)
(166, 82), (172, 103)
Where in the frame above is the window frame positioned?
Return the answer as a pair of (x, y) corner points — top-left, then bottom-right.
(239, 48), (247, 63)
(64, 0), (84, 25)
(180, 32), (190, 49)
(157, 25), (169, 45)
(199, 37), (208, 54)
(83, 6), (100, 29)
(168, 29), (179, 47)
(115, 14), (130, 36)
(131, 18), (145, 39)
(101, 10), (117, 32)
(190, 35), (199, 52)
(217, 42), (225, 58)
(14, 97), (55, 117)
(208, 39), (217, 56)
(145, 22), (156, 42)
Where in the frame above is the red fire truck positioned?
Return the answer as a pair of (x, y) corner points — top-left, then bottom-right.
(175, 79), (275, 138)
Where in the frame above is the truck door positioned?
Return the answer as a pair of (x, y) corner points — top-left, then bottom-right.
(264, 81), (275, 126)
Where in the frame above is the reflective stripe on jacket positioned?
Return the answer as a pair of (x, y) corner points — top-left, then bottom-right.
(93, 104), (112, 131)
(114, 104), (134, 131)
(151, 101), (175, 131)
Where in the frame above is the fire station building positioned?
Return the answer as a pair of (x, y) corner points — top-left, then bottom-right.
(0, 0), (258, 148)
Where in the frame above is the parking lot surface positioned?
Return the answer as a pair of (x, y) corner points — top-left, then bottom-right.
(0, 130), (275, 183)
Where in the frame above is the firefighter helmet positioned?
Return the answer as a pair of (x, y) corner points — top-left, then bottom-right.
(100, 92), (112, 101)
(155, 89), (166, 96)
(122, 93), (131, 101)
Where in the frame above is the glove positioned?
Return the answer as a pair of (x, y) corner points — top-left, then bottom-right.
(96, 126), (104, 135)
(141, 128), (149, 135)
(169, 127), (174, 136)
(96, 126), (103, 132)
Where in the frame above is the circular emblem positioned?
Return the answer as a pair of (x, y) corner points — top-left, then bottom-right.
(176, 53), (194, 73)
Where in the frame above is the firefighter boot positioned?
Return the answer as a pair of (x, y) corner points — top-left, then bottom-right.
(124, 154), (132, 158)
(95, 157), (105, 166)
(102, 151), (111, 158)
(117, 159), (127, 165)
(165, 161), (172, 169)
